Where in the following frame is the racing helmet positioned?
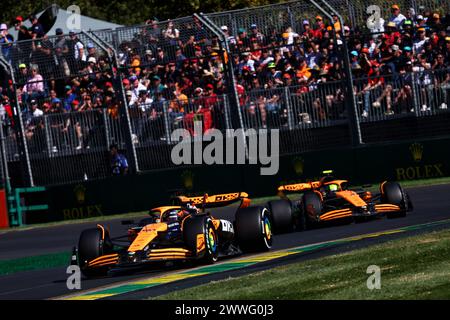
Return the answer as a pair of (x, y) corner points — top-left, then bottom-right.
(327, 183), (339, 192)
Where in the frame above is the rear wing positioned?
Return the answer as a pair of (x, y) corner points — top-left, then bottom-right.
(277, 182), (321, 195)
(173, 192), (251, 209)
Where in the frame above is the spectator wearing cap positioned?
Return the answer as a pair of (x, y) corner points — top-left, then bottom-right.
(175, 47), (187, 69)
(122, 78), (131, 90)
(241, 52), (256, 73)
(413, 27), (429, 53)
(14, 16), (32, 42)
(313, 16), (325, 39)
(221, 25), (237, 48)
(86, 42), (100, 61)
(237, 28), (251, 49)
(156, 47), (169, 65)
(143, 49), (156, 65)
(135, 89), (153, 112)
(29, 99), (44, 117)
(86, 56), (98, 77)
(415, 15), (427, 28)
(350, 50), (361, 69)
(250, 24), (265, 44)
(383, 21), (401, 46)
(129, 76), (147, 106)
(69, 30), (86, 63)
(331, 14), (342, 33)
(301, 20), (315, 39)
(54, 28), (70, 74)
(389, 4), (406, 29)
(147, 18), (161, 43)
(63, 85), (77, 112)
(267, 61), (282, 84)
(32, 33), (54, 77)
(149, 75), (165, 100)
(203, 83), (218, 110)
(29, 14), (45, 38)
(0, 23), (14, 62)
(125, 90), (133, 105)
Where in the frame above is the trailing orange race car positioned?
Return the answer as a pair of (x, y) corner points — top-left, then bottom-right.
(72, 192), (273, 277)
(266, 171), (413, 232)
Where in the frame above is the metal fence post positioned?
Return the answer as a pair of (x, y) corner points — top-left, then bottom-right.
(197, 13), (249, 159)
(310, 0), (363, 146)
(411, 71), (420, 117)
(87, 31), (140, 173)
(102, 111), (112, 149)
(222, 94), (233, 130)
(43, 115), (53, 157)
(162, 101), (172, 144)
(284, 86), (294, 130)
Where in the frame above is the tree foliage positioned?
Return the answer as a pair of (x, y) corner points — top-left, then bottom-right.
(0, 0), (279, 26)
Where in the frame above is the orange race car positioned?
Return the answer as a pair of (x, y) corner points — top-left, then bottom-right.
(266, 171), (413, 232)
(72, 192), (273, 277)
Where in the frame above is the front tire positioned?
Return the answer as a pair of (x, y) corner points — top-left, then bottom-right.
(235, 206), (272, 253)
(300, 192), (323, 229)
(78, 227), (112, 277)
(381, 182), (408, 218)
(183, 216), (219, 264)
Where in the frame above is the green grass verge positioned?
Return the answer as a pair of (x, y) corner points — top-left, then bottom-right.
(154, 228), (450, 300)
(0, 251), (71, 276)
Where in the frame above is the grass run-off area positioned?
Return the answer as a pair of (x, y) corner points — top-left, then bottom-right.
(155, 228), (450, 300)
(0, 251), (71, 276)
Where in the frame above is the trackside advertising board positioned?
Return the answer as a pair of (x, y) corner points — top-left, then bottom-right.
(27, 137), (450, 223)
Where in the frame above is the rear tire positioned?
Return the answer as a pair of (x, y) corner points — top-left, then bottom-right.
(183, 216), (219, 264)
(266, 199), (295, 233)
(235, 206), (272, 253)
(381, 182), (408, 218)
(78, 227), (112, 277)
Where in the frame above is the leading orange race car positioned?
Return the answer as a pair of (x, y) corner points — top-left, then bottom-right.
(72, 192), (274, 277)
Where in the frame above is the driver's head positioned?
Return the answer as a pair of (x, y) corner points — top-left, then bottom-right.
(327, 184), (338, 192)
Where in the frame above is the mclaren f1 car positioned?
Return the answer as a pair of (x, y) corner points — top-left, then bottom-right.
(72, 192), (273, 277)
(266, 171), (413, 232)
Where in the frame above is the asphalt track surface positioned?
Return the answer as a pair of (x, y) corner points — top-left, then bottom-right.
(0, 184), (449, 299)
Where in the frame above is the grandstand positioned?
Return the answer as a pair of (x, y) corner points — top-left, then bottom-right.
(0, 0), (449, 187)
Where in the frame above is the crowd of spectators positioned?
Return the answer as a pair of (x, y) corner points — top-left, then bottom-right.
(0, 4), (449, 151)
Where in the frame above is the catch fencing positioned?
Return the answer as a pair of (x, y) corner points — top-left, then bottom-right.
(0, 0), (449, 188)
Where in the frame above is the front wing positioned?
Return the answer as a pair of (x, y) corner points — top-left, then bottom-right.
(80, 247), (195, 271)
(318, 204), (402, 222)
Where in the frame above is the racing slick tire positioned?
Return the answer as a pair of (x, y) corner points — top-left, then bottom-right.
(78, 227), (112, 277)
(300, 192), (323, 229)
(183, 216), (219, 264)
(381, 182), (408, 218)
(266, 199), (295, 233)
(235, 206), (272, 253)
